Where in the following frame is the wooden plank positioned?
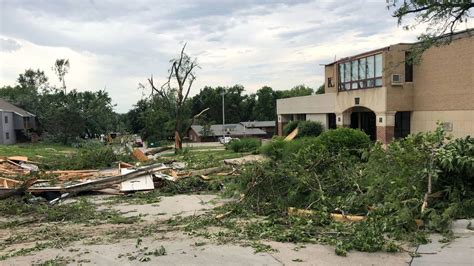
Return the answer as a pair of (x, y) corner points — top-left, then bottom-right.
(0, 177), (22, 188)
(132, 149), (149, 162)
(284, 128), (298, 141)
(7, 156), (29, 162)
(288, 207), (365, 222)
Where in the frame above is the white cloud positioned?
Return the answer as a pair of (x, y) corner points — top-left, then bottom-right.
(0, 0), (471, 112)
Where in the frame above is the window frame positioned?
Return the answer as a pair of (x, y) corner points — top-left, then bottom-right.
(337, 53), (383, 92)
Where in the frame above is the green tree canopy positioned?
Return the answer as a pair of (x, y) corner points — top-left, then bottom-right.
(387, 0), (473, 62)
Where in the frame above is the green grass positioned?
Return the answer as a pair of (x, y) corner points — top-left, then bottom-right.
(0, 142), (77, 165)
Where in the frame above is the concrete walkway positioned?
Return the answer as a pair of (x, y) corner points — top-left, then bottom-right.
(411, 219), (474, 266)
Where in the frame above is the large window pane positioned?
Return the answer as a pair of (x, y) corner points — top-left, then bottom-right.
(339, 64), (344, 84)
(367, 79), (375, 87)
(375, 54), (382, 77)
(367, 56), (374, 78)
(351, 60), (358, 81)
(358, 58), (366, 80)
(344, 62), (351, 82)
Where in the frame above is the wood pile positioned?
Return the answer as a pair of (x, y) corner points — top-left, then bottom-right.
(0, 159), (31, 177)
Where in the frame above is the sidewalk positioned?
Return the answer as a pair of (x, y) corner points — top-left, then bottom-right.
(411, 219), (474, 266)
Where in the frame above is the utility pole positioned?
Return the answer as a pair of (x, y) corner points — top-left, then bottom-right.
(221, 90), (225, 140)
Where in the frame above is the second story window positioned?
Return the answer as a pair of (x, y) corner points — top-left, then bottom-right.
(4, 116), (8, 124)
(338, 53), (383, 91)
(327, 77), (333, 87)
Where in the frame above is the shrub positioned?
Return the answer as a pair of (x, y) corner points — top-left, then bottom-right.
(315, 128), (371, 153)
(298, 121), (324, 137)
(260, 137), (322, 161)
(226, 138), (261, 153)
(283, 121), (299, 135)
(48, 142), (132, 170)
(260, 137), (287, 159)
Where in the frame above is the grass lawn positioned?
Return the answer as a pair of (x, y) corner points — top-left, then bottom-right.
(0, 142), (78, 165)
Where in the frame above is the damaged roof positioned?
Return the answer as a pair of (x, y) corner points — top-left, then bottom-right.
(0, 98), (36, 117)
(190, 124), (267, 137)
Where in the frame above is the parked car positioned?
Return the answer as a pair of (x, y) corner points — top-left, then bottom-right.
(218, 136), (238, 144)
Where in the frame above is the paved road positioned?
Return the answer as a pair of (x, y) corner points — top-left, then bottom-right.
(2, 194), (411, 266)
(411, 219), (474, 266)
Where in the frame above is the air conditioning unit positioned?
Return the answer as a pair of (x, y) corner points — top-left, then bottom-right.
(391, 74), (403, 85)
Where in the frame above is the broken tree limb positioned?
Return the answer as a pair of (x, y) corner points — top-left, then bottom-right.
(189, 165), (233, 177)
(144, 146), (173, 155)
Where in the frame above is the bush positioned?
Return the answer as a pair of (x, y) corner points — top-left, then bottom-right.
(259, 137), (287, 159)
(226, 138), (261, 153)
(283, 121), (299, 135)
(298, 121), (324, 137)
(315, 128), (371, 153)
(48, 142), (132, 169)
(260, 137), (321, 160)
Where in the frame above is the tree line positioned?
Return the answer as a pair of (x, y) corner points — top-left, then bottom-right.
(126, 83), (322, 143)
(0, 63), (121, 144)
(0, 61), (321, 145)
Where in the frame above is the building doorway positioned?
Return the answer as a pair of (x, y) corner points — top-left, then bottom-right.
(348, 107), (376, 140)
(327, 113), (337, 129)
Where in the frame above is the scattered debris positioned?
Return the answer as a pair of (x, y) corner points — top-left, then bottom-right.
(132, 149), (149, 162)
(284, 127), (298, 141)
(223, 154), (266, 166)
(288, 207), (365, 223)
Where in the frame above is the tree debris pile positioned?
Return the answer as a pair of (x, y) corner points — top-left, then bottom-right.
(175, 126), (473, 255)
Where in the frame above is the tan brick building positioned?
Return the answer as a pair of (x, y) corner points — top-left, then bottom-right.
(277, 29), (474, 143)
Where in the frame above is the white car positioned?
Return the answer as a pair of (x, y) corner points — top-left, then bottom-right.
(218, 136), (236, 144)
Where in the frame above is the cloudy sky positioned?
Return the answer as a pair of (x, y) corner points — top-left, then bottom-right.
(0, 0), (469, 112)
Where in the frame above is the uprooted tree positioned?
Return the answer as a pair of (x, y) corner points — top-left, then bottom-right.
(141, 43), (199, 151)
(387, 0), (473, 63)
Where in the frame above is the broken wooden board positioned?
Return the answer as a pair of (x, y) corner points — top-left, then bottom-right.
(7, 156), (29, 162)
(288, 207), (365, 222)
(0, 177), (22, 188)
(119, 168), (154, 192)
(132, 148), (149, 162)
(284, 127), (298, 141)
(118, 161), (134, 169)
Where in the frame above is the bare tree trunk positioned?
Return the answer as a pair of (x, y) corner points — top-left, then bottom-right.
(174, 110), (182, 152)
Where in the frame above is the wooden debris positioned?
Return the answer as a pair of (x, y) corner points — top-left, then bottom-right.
(132, 148), (149, 162)
(284, 127), (298, 141)
(7, 156), (29, 162)
(189, 165), (233, 177)
(215, 210), (233, 219)
(288, 207), (365, 223)
(145, 146), (173, 155)
(0, 177), (22, 188)
(118, 161), (134, 169)
(330, 213), (365, 223)
(0, 177), (37, 200)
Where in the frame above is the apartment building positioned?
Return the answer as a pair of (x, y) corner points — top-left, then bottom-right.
(0, 99), (36, 144)
(277, 29), (473, 143)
